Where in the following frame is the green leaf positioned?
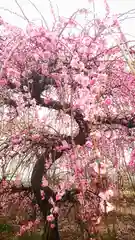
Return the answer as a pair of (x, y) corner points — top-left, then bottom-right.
(96, 159), (100, 164)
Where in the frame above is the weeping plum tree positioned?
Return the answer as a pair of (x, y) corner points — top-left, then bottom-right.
(0, 1), (135, 239)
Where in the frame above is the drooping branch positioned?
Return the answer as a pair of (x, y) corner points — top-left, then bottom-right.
(96, 115), (135, 129)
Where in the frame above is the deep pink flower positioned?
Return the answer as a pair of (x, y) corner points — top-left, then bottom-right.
(104, 98), (112, 105)
(89, 79), (95, 85)
(50, 223), (55, 228)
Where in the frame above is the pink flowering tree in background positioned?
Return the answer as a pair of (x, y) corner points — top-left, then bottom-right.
(0, 0), (135, 239)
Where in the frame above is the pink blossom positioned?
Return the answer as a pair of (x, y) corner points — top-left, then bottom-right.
(70, 153), (76, 160)
(104, 98), (112, 105)
(34, 219), (40, 225)
(89, 79), (95, 85)
(31, 134), (41, 141)
(79, 47), (87, 54)
(79, 61), (85, 70)
(11, 136), (21, 145)
(27, 221), (33, 230)
(40, 190), (45, 200)
(75, 74), (83, 83)
(44, 98), (51, 104)
(47, 214), (55, 222)
(100, 201), (114, 213)
(70, 59), (78, 68)
(85, 140), (92, 148)
(99, 189), (114, 201)
(0, 79), (8, 86)
(53, 206), (59, 214)
(49, 197), (55, 206)
(7, 68), (20, 79)
(50, 223), (55, 228)
(83, 76), (89, 87)
(13, 80), (21, 88)
(34, 53), (39, 61)
(56, 192), (64, 201)
(83, 37), (91, 46)
(44, 51), (51, 59)
(19, 225), (27, 235)
(14, 175), (21, 187)
(26, 24), (37, 37)
(42, 177), (48, 187)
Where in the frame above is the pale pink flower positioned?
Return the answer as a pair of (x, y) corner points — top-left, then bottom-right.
(7, 68), (20, 79)
(53, 206), (59, 214)
(99, 192), (106, 201)
(40, 190), (45, 200)
(62, 140), (70, 149)
(14, 175), (21, 187)
(79, 47), (87, 54)
(100, 200), (114, 213)
(31, 134), (41, 141)
(70, 59), (78, 68)
(42, 177), (48, 187)
(106, 189), (114, 198)
(43, 51), (51, 59)
(13, 80), (21, 88)
(50, 206), (59, 214)
(70, 153), (76, 160)
(79, 61), (85, 70)
(75, 74), (83, 83)
(34, 53), (39, 61)
(49, 197), (55, 206)
(83, 76), (89, 87)
(83, 37), (91, 46)
(85, 140), (92, 148)
(11, 136), (21, 145)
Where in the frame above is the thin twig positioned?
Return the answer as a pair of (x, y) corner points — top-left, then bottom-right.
(0, 7), (26, 21)
(14, 0), (29, 22)
(27, 0), (49, 30)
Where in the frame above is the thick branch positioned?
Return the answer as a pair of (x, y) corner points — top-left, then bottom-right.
(97, 116), (135, 129)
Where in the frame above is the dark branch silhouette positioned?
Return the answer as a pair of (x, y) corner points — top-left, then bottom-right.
(3, 70), (135, 239)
